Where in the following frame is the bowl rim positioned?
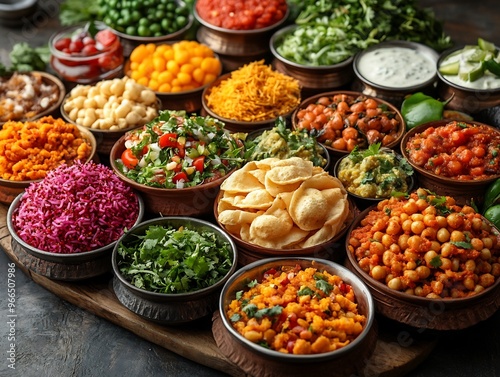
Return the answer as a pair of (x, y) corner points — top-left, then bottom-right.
(352, 39), (439, 91)
(345, 204), (500, 305)
(0, 70), (66, 126)
(400, 119), (500, 184)
(7, 191), (145, 262)
(193, 2), (289, 35)
(269, 24), (355, 69)
(291, 90), (406, 153)
(436, 45), (500, 94)
(111, 216), (238, 299)
(218, 256), (375, 361)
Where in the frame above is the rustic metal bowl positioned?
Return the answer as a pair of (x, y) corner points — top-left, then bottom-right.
(0, 71), (66, 126)
(214, 257), (376, 376)
(194, 4), (289, 71)
(291, 91), (405, 165)
(436, 45), (500, 113)
(0, 124), (97, 204)
(352, 40), (439, 108)
(109, 132), (234, 216)
(112, 216), (238, 324)
(7, 192), (144, 281)
(201, 72), (299, 133)
(400, 120), (500, 206)
(270, 24), (355, 97)
(345, 204), (500, 330)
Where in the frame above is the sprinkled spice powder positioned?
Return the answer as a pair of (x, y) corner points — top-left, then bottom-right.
(12, 161), (140, 254)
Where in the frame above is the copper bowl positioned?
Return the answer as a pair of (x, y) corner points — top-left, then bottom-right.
(112, 216), (238, 324)
(270, 24), (354, 97)
(0, 124), (97, 204)
(352, 40), (439, 108)
(400, 120), (500, 206)
(291, 91), (405, 165)
(436, 45), (500, 113)
(7, 192), (144, 281)
(345, 204), (500, 330)
(194, 4), (289, 71)
(215, 257), (376, 376)
(110, 133), (234, 217)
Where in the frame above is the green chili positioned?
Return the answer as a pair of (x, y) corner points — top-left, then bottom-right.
(401, 92), (453, 129)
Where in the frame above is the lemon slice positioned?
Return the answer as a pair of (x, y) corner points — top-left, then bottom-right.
(439, 61), (459, 75)
(458, 61), (484, 82)
(478, 37), (496, 52)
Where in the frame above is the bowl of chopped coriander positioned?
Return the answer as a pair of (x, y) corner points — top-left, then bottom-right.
(111, 216), (238, 324)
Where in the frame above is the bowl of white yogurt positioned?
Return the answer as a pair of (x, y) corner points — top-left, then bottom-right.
(352, 40), (439, 107)
(436, 43), (500, 114)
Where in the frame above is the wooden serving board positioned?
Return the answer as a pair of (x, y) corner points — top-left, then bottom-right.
(0, 203), (437, 377)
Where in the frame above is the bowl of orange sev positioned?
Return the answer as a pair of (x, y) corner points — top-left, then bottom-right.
(201, 60), (301, 133)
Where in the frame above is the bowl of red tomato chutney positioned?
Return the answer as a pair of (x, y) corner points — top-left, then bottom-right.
(401, 119), (500, 206)
(49, 21), (124, 85)
(109, 109), (247, 217)
(213, 257), (376, 375)
(193, 0), (289, 70)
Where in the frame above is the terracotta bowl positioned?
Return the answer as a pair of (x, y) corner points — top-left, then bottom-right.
(7, 192), (144, 281)
(345, 204), (500, 330)
(109, 133), (234, 217)
(0, 124), (97, 204)
(352, 40), (439, 108)
(214, 191), (356, 267)
(436, 45), (500, 113)
(112, 216), (238, 324)
(291, 91), (405, 165)
(201, 72), (299, 133)
(270, 24), (354, 97)
(214, 257), (376, 376)
(400, 120), (500, 206)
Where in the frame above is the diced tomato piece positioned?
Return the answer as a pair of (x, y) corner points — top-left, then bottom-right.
(121, 149), (138, 169)
(95, 29), (117, 48)
(173, 171), (188, 183)
(69, 39), (84, 53)
(159, 133), (177, 148)
(54, 37), (71, 51)
(192, 155), (205, 172)
(81, 44), (99, 56)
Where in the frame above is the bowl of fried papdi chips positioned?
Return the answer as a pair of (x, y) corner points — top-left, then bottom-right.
(214, 157), (355, 266)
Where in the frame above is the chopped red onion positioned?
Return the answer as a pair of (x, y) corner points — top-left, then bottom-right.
(12, 161), (140, 254)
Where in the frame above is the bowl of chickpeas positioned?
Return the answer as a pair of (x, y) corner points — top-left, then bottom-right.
(214, 257), (376, 375)
(401, 119), (500, 206)
(345, 189), (500, 330)
(60, 76), (160, 155)
(291, 91), (405, 165)
(125, 40), (223, 113)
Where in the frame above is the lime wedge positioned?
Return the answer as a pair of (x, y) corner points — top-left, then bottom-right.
(458, 62), (485, 81)
(478, 37), (496, 52)
(439, 61), (460, 75)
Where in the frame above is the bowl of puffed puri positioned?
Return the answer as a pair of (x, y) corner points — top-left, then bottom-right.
(214, 157), (355, 266)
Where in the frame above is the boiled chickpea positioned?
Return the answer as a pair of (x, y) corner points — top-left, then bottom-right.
(386, 221), (401, 235)
(450, 230), (465, 243)
(424, 250), (438, 266)
(381, 234), (393, 248)
(482, 237), (494, 250)
(414, 286), (424, 297)
(436, 216), (448, 228)
(471, 217), (483, 231)
(416, 265), (431, 279)
(440, 242), (454, 257)
(404, 265), (418, 278)
(451, 258), (460, 272)
(398, 234), (409, 250)
(430, 240), (441, 252)
(440, 257), (452, 270)
(491, 263), (500, 277)
(403, 200), (418, 215)
(373, 231), (384, 242)
(415, 198), (428, 211)
(471, 238), (484, 251)
(464, 277), (476, 290)
(410, 220), (425, 235)
(387, 277), (403, 290)
(447, 213), (464, 229)
(465, 260), (476, 272)
(436, 228), (450, 243)
(371, 265), (387, 281)
(421, 227), (437, 240)
(407, 235), (423, 250)
(402, 219), (413, 233)
(410, 213), (424, 222)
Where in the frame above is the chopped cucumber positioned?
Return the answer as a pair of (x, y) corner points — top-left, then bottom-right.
(439, 61), (459, 75)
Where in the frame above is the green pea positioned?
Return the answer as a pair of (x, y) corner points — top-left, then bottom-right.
(125, 25), (137, 36)
(137, 25), (151, 37)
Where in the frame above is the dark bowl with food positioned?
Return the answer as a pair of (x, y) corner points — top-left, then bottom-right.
(401, 119), (500, 206)
(7, 162), (145, 281)
(345, 190), (500, 330)
(214, 257), (376, 375)
(112, 216), (238, 324)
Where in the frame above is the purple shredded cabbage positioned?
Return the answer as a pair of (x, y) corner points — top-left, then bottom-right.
(12, 161), (140, 254)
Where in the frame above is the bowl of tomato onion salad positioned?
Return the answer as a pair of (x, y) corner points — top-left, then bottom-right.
(291, 91), (405, 165)
(112, 216), (238, 324)
(7, 161), (145, 281)
(401, 119), (500, 206)
(214, 257), (376, 375)
(110, 109), (246, 216)
(345, 189), (500, 330)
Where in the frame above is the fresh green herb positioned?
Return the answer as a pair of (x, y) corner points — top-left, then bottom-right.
(117, 224), (234, 294)
(235, 291), (243, 300)
(254, 306), (283, 319)
(314, 274), (333, 295)
(450, 241), (472, 249)
(59, 0), (100, 26)
(429, 256), (443, 268)
(298, 286), (315, 296)
(247, 279), (258, 288)
(242, 303), (258, 317)
(230, 313), (241, 322)
(0, 42), (49, 75)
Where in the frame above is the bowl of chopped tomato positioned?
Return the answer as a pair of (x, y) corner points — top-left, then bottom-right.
(110, 109), (247, 216)
(345, 189), (500, 330)
(292, 91), (405, 164)
(401, 119), (500, 206)
(214, 257), (376, 374)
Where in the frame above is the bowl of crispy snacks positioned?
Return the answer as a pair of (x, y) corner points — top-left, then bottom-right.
(112, 216), (238, 324)
(201, 60), (301, 132)
(345, 188), (500, 330)
(214, 157), (354, 266)
(0, 116), (96, 204)
(213, 257), (376, 375)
